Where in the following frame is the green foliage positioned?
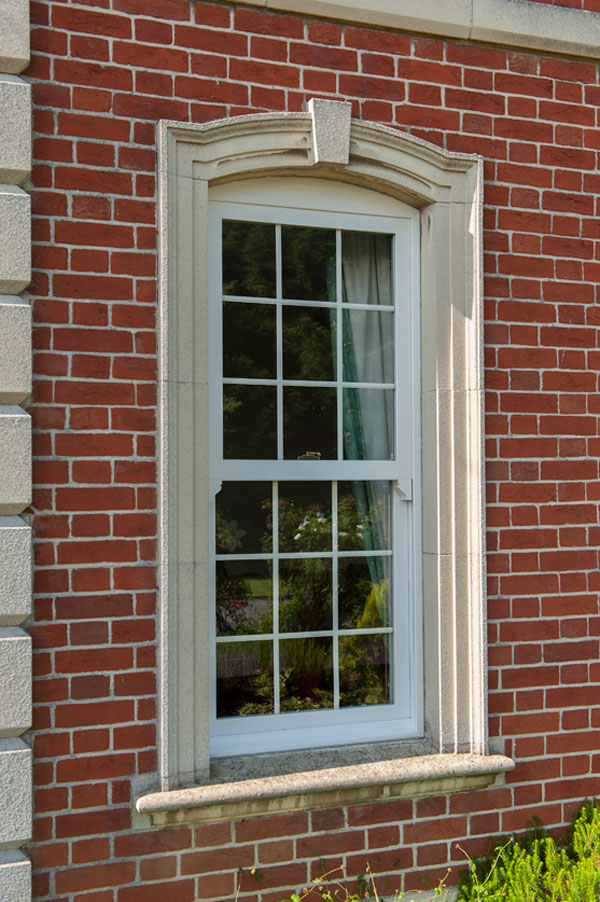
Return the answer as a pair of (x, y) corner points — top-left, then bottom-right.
(232, 803), (600, 902)
(457, 799), (600, 902)
(245, 864), (448, 902)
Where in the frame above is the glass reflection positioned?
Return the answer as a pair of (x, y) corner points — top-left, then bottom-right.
(280, 637), (333, 711)
(223, 302), (276, 379)
(223, 220), (276, 298)
(338, 481), (391, 552)
(216, 559), (272, 636)
(216, 481), (272, 555)
(283, 305), (336, 381)
(279, 482), (331, 553)
(282, 226), (336, 301)
(284, 386), (337, 460)
(338, 556), (390, 629)
(217, 640), (274, 716)
(279, 558), (332, 633)
(223, 384), (277, 459)
(339, 633), (390, 708)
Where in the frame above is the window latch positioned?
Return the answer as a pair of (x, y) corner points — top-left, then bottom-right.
(393, 478), (412, 501)
(210, 478), (223, 499)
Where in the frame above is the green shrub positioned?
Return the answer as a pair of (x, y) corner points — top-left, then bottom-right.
(241, 802), (600, 902)
(457, 799), (600, 901)
(268, 863), (448, 901)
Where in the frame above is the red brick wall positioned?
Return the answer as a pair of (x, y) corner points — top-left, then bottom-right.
(26, 0), (600, 899)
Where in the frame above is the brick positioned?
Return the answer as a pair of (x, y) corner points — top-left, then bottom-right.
(115, 92), (190, 120)
(114, 0), (190, 19)
(119, 881), (196, 902)
(238, 862), (307, 892)
(311, 808), (345, 831)
(72, 837), (112, 865)
(52, 6), (132, 37)
(341, 74), (405, 101)
(55, 220), (134, 248)
(289, 43), (357, 70)
(181, 845), (254, 875)
(139, 856), (177, 881)
(70, 35), (110, 61)
(236, 812), (308, 843)
(308, 21), (341, 45)
(257, 840), (294, 864)
(113, 41), (188, 72)
(71, 674), (111, 699)
(347, 847), (413, 876)
(234, 8), (304, 38)
(113, 828), (191, 857)
(195, 872), (235, 899)
(55, 646), (134, 671)
(345, 26), (410, 53)
(55, 808), (131, 838)
(368, 825), (400, 848)
(405, 817), (468, 844)
(348, 800), (413, 826)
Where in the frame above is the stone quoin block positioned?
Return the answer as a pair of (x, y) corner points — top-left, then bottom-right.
(0, 77), (31, 184)
(0, 187), (30, 294)
(0, 0), (29, 73)
(0, 298), (31, 404)
(0, 518), (31, 626)
(0, 408), (31, 515)
(0, 739), (31, 845)
(0, 851), (31, 902)
(0, 628), (30, 736)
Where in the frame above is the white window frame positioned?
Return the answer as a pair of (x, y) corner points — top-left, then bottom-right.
(208, 180), (422, 757)
(153, 103), (492, 795)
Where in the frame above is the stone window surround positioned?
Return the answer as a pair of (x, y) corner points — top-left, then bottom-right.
(138, 101), (515, 825)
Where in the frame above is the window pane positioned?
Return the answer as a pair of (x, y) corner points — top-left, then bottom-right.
(284, 386), (337, 460)
(280, 637), (333, 711)
(223, 302), (276, 379)
(223, 220), (276, 297)
(217, 640), (274, 717)
(338, 556), (391, 629)
(216, 212), (404, 736)
(216, 481), (272, 555)
(283, 305), (336, 381)
(279, 558), (332, 633)
(342, 231), (392, 306)
(278, 482), (332, 553)
(216, 560), (272, 636)
(343, 388), (394, 460)
(342, 309), (394, 384)
(282, 225), (336, 301)
(338, 481), (391, 552)
(223, 384), (277, 459)
(339, 634), (391, 708)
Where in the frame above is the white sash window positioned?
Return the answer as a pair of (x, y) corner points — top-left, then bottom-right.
(208, 180), (422, 756)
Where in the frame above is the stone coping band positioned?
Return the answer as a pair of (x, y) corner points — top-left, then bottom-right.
(234, 0), (600, 60)
(137, 753), (515, 824)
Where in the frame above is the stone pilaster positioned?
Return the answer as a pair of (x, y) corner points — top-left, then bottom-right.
(0, 1), (32, 899)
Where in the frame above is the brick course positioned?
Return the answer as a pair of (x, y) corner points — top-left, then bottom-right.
(25, 0), (600, 899)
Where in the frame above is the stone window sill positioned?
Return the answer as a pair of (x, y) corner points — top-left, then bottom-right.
(136, 748), (515, 826)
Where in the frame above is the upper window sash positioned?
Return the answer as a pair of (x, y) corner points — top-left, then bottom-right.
(208, 201), (418, 483)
